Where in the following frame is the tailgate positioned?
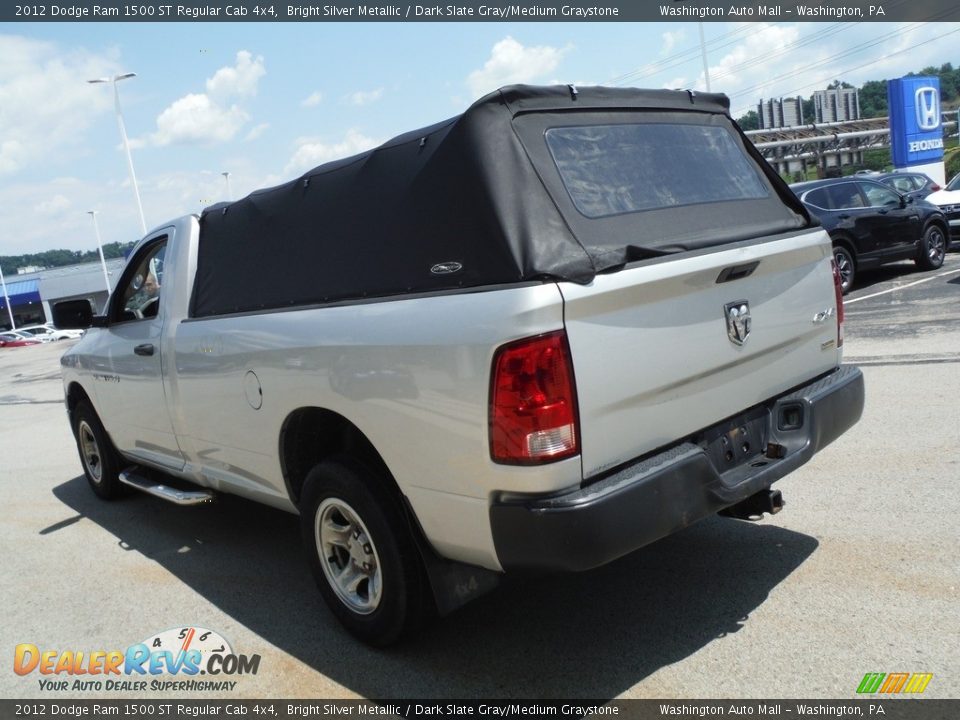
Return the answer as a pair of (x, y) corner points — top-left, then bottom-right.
(560, 229), (841, 479)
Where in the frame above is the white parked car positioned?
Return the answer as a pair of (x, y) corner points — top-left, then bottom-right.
(924, 173), (960, 247)
(18, 323), (84, 342)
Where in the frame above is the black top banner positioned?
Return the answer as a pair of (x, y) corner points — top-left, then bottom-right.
(2, 700), (959, 719)
(4, 0), (960, 22)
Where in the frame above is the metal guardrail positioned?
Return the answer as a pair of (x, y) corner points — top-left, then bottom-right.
(744, 117), (958, 168)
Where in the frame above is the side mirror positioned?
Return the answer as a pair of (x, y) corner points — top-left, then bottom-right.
(53, 299), (99, 329)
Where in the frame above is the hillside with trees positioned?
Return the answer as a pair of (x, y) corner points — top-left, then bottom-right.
(1, 242), (135, 277)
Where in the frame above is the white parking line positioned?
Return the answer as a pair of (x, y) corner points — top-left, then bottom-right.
(844, 266), (960, 304)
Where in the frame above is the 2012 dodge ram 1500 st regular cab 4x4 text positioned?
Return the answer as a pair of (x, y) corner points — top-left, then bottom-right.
(55, 85), (864, 645)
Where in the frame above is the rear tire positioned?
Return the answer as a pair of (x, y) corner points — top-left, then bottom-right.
(916, 224), (946, 271)
(300, 458), (431, 645)
(833, 245), (856, 294)
(72, 401), (124, 499)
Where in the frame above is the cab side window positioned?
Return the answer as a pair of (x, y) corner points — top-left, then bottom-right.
(889, 177), (913, 194)
(859, 182), (900, 208)
(115, 242), (167, 322)
(826, 183), (865, 210)
(804, 188), (832, 210)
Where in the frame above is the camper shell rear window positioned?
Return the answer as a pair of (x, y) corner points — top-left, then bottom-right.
(544, 123), (770, 218)
(513, 109), (804, 263)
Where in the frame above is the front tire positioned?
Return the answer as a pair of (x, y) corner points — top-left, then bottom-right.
(72, 401), (124, 499)
(916, 224), (946, 271)
(300, 458), (431, 645)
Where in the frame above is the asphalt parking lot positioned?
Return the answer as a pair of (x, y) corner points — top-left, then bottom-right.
(1, 254), (958, 701)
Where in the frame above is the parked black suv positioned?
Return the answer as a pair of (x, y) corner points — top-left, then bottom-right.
(789, 177), (948, 293)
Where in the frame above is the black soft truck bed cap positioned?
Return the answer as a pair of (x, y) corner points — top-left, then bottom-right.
(192, 85), (807, 318)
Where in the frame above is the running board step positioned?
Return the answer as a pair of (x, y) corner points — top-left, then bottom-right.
(119, 469), (214, 506)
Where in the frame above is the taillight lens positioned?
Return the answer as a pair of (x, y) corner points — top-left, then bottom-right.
(831, 259), (845, 349)
(931, 184), (941, 192)
(490, 331), (579, 465)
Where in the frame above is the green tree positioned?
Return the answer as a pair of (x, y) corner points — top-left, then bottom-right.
(946, 148), (960, 180)
(101, 241), (133, 259)
(736, 110), (759, 131)
(858, 80), (888, 118)
(0, 241), (134, 277)
(937, 62), (959, 104)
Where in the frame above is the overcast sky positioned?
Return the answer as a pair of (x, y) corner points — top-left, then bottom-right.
(1, 20), (958, 257)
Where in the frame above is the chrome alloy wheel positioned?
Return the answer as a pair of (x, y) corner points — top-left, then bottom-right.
(834, 248), (854, 291)
(77, 420), (103, 484)
(926, 227), (946, 265)
(315, 498), (383, 615)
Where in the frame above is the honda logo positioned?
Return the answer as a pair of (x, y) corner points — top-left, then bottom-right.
(724, 301), (751, 346)
(915, 87), (940, 131)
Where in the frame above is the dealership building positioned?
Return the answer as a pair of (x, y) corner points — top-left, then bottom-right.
(0, 258), (124, 330)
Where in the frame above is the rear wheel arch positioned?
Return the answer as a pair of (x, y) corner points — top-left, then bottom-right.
(278, 407), (398, 508)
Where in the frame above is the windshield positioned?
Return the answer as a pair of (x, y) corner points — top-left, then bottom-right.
(946, 173), (960, 191)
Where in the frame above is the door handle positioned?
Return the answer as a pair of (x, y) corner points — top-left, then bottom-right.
(134, 343), (155, 356)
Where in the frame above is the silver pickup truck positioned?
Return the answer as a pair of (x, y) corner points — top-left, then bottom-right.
(55, 85), (864, 645)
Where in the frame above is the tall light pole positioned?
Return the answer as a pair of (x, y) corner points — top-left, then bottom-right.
(698, 23), (712, 93)
(87, 211), (113, 295)
(88, 72), (148, 236)
(0, 263), (15, 330)
(222, 171), (233, 200)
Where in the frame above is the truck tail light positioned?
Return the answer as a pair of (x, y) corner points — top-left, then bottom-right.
(832, 259), (845, 349)
(490, 331), (579, 465)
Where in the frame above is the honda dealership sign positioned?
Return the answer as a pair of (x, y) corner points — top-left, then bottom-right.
(888, 76), (944, 174)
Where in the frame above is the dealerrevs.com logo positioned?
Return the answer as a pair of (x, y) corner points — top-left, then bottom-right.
(13, 627), (261, 693)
